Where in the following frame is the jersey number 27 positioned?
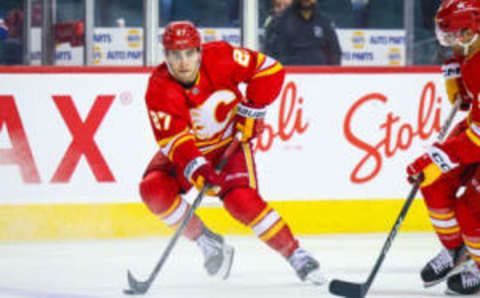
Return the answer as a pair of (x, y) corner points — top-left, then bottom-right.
(149, 110), (171, 131)
(233, 48), (250, 67)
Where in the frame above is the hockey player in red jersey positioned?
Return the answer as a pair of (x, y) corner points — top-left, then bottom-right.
(139, 20), (324, 284)
(406, 0), (480, 295)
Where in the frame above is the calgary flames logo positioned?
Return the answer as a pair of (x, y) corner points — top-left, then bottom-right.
(190, 90), (237, 140)
(190, 82), (309, 147)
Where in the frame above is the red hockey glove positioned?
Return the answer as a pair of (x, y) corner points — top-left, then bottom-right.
(184, 157), (225, 196)
(406, 154), (431, 184)
(406, 145), (459, 186)
(234, 101), (267, 142)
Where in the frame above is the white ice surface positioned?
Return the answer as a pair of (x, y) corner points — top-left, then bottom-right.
(0, 233), (470, 298)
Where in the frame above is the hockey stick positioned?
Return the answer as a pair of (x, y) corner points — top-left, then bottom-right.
(329, 98), (462, 298)
(124, 136), (241, 295)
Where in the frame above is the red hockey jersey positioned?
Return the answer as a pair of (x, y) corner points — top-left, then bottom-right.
(145, 41), (285, 176)
(438, 50), (480, 166)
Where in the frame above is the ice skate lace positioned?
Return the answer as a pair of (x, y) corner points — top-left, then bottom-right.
(289, 248), (311, 271)
(430, 249), (453, 274)
(461, 264), (480, 288)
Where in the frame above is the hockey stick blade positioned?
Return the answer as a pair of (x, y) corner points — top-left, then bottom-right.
(329, 279), (366, 298)
(124, 270), (150, 295)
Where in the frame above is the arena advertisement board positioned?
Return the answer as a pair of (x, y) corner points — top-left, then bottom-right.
(1, 67), (454, 239)
(256, 69), (454, 201)
(30, 28), (404, 66)
(337, 29), (405, 66)
(30, 27), (242, 66)
(0, 67), (455, 205)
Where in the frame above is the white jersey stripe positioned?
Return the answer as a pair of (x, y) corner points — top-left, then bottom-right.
(430, 217), (459, 228)
(163, 198), (187, 226)
(252, 211), (280, 236)
(466, 246), (480, 256)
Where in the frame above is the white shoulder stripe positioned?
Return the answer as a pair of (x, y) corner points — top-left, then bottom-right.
(259, 56), (277, 71)
(471, 122), (480, 136)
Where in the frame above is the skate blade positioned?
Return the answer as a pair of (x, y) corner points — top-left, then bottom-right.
(218, 244), (234, 280)
(445, 287), (480, 296)
(423, 259), (473, 288)
(443, 259), (479, 296)
(444, 288), (464, 296)
(423, 277), (448, 288)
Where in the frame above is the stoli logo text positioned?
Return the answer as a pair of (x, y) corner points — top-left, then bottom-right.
(344, 81), (443, 184)
(255, 81), (309, 152)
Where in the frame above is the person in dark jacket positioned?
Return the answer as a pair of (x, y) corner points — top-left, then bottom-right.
(265, 0), (342, 65)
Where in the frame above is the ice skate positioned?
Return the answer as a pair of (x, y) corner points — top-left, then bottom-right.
(196, 228), (234, 279)
(421, 245), (468, 288)
(446, 259), (480, 295)
(288, 248), (326, 285)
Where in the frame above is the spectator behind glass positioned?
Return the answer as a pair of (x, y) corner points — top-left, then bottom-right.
(264, 0), (292, 27)
(2, 8), (23, 65)
(265, 0), (341, 65)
